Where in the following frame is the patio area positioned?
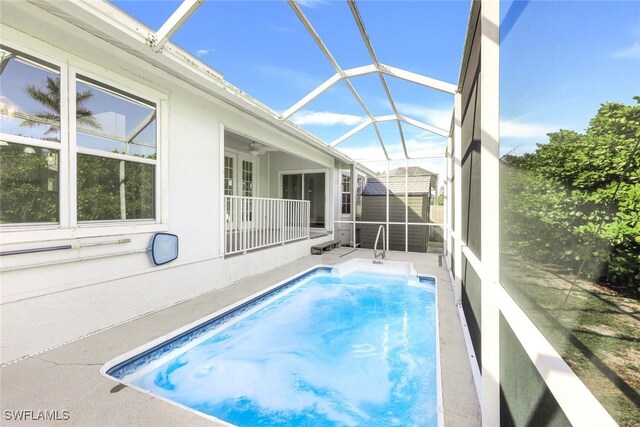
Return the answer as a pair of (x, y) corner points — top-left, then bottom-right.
(1, 0), (634, 424)
(0, 249), (480, 426)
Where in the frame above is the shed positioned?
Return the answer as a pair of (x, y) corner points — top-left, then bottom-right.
(359, 167), (437, 252)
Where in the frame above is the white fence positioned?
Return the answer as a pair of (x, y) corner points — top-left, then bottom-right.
(224, 196), (310, 255)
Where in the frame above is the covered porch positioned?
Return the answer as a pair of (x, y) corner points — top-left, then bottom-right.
(223, 130), (332, 255)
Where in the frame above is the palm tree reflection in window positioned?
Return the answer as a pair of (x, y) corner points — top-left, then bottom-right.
(20, 75), (101, 136)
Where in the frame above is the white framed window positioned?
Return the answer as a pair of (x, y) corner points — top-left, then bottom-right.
(241, 160), (253, 197)
(222, 149), (257, 198)
(224, 155), (234, 196)
(0, 46), (65, 225)
(356, 174), (366, 217)
(0, 44), (163, 235)
(74, 75), (157, 222)
(341, 172), (351, 215)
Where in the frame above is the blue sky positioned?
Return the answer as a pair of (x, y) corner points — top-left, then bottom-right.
(110, 0), (468, 172)
(500, 0), (640, 156)
(109, 0), (640, 170)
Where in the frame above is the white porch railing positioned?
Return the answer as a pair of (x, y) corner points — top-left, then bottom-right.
(224, 196), (310, 255)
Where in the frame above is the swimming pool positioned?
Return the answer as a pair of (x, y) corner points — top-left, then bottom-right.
(102, 259), (441, 426)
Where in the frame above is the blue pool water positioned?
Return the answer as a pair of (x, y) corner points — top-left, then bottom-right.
(112, 269), (437, 426)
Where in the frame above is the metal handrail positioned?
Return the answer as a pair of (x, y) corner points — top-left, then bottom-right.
(373, 224), (386, 259)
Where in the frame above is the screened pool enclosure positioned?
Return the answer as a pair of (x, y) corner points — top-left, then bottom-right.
(1, 1), (638, 426)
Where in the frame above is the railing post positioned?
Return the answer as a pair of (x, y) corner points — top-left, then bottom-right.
(269, 199), (273, 245)
(234, 196), (239, 253)
(280, 199), (285, 245)
(242, 197), (247, 253)
(307, 201), (310, 239)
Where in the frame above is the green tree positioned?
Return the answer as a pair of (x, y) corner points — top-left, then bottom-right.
(2, 71), (156, 224)
(77, 154), (154, 221)
(1, 74), (105, 223)
(501, 97), (640, 294)
(0, 144), (58, 223)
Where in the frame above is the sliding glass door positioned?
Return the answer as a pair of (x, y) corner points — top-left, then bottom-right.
(282, 172), (325, 228)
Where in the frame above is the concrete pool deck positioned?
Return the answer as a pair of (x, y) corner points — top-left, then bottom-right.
(0, 249), (481, 426)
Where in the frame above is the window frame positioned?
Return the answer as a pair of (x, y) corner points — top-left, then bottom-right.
(71, 69), (159, 225)
(0, 40), (168, 242)
(222, 147), (259, 198)
(223, 155), (234, 196)
(341, 172), (351, 215)
(0, 45), (68, 228)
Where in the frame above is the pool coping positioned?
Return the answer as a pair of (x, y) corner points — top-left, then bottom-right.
(100, 259), (443, 427)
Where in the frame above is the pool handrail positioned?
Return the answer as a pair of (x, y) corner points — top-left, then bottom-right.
(373, 224), (386, 259)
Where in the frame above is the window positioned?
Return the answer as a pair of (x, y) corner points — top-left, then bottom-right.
(341, 173), (351, 215)
(0, 49), (61, 224)
(282, 174), (302, 200)
(356, 174), (366, 217)
(241, 160), (253, 221)
(241, 160), (253, 197)
(75, 77), (156, 221)
(77, 155), (154, 221)
(0, 143), (59, 223)
(0, 46), (159, 227)
(224, 156), (233, 196)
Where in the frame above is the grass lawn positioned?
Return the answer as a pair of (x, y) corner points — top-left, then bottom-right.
(501, 255), (640, 427)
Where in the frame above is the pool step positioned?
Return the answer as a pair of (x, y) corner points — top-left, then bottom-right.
(333, 258), (418, 280)
(311, 239), (341, 255)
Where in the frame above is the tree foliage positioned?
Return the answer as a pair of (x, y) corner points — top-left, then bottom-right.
(0, 143), (58, 223)
(501, 97), (640, 294)
(2, 75), (153, 224)
(437, 186), (445, 206)
(77, 154), (154, 221)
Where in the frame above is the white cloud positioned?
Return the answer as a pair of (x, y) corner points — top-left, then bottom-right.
(394, 102), (453, 131)
(335, 133), (446, 164)
(612, 41), (640, 58)
(500, 119), (554, 139)
(336, 145), (386, 162)
(291, 110), (365, 126)
(404, 137), (447, 156)
(195, 48), (215, 58)
(297, 0), (327, 8)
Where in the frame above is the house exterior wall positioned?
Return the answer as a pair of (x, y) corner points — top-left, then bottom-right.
(266, 151), (331, 199)
(257, 154), (270, 198)
(0, 3), (336, 364)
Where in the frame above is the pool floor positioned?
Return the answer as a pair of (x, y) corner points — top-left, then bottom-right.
(114, 270), (437, 426)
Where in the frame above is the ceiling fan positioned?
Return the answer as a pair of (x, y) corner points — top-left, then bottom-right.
(248, 141), (277, 156)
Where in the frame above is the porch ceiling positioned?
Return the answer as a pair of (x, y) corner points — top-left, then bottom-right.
(107, 0), (469, 168)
